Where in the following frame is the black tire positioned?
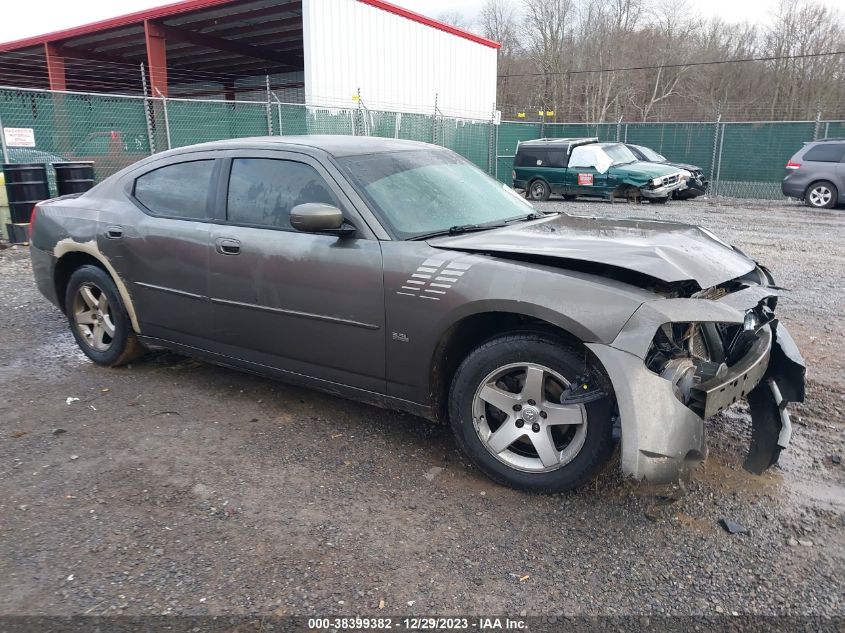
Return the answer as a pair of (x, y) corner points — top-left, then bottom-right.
(804, 181), (837, 209)
(562, 194), (578, 201)
(65, 265), (144, 367)
(448, 333), (615, 493)
(527, 179), (551, 202)
(649, 196), (669, 204)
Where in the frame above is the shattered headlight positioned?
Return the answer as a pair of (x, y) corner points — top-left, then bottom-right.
(743, 310), (760, 332)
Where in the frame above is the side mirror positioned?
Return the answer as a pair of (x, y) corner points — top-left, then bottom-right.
(290, 203), (354, 236)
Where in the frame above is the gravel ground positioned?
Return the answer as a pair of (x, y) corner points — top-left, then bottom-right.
(0, 196), (843, 619)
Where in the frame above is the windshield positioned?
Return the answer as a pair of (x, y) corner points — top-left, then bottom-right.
(603, 144), (638, 165)
(337, 149), (535, 240)
(635, 145), (667, 162)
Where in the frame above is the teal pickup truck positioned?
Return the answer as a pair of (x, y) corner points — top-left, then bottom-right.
(512, 138), (686, 203)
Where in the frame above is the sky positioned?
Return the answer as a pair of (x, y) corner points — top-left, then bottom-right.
(0, 0), (841, 44)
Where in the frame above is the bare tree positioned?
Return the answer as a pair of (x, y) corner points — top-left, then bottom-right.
(436, 11), (475, 31)
(521, 0), (575, 119)
(443, 0), (845, 122)
(480, 0), (521, 107)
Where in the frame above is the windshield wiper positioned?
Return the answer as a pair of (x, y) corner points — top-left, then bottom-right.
(409, 220), (508, 241)
(506, 212), (549, 223)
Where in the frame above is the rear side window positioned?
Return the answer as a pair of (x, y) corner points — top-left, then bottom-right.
(226, 158), (339, 229)
(803, 143), (845, 162)
(134, 160), (214, 220)
(515, 148), (566, 168)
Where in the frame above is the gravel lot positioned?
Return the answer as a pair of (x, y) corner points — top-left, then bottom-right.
(0, 196), (843, 620)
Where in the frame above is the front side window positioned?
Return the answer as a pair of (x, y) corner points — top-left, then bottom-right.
(338, 149), (534, 240)
(570, 144), (638, 173)
(603, 144), (639, 165)
(803, 143), (845, 163)
(134, 160), (215, 220)
(227, 158), (339, 229)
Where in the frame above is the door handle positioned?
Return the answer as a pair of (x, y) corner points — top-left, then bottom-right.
(215, 237), (241, 255)
(105, 225), (123, 239)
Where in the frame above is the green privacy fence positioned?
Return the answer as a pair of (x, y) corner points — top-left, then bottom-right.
(1, 87), (842, 202)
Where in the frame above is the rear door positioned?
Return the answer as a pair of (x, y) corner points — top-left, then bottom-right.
(105, 152), (220, 347)
(206, 150), (386, 393)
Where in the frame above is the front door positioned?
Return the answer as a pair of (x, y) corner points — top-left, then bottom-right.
(565, 167), (609, 197)
(207, 151), (386, 393)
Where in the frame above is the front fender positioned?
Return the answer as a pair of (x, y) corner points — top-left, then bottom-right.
(382, 242), (656, 407)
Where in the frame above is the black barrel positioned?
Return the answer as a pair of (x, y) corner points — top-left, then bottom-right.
(2, 163), (50, 223)
(54, 161), (95, 196)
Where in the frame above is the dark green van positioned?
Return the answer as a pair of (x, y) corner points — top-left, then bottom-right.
(512, 138), (687, 203)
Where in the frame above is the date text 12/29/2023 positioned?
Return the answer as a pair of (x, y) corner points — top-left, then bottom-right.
(307, 617), (527, 630)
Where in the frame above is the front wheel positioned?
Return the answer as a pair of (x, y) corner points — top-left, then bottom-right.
(448, 334), (615, 493)
(805, 181), (837, 209)
(649, 196), (669, 204)
(528, 180), (551, 201)
(65, 265), (144, 367)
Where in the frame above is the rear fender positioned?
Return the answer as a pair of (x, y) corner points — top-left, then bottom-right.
(54, 238), (142, 334)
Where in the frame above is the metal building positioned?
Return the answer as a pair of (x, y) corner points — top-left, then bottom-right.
(0, 0), (499, 118)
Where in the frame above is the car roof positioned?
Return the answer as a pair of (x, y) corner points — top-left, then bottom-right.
(163, 135), (438, 158)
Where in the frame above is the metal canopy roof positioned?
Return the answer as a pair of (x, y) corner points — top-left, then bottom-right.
(0, 0), (305, 94)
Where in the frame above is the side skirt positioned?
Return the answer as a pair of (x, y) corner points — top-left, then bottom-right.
(137, 335), (436, 422)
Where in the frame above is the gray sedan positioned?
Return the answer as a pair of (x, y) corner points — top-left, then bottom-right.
(29, 136), (805, 492)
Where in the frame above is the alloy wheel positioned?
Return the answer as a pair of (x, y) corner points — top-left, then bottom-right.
(530, 182), (547, 200)
(809, 185), (832, 207)
(72, 282), (116, 352)
(471, 362), (587, 473)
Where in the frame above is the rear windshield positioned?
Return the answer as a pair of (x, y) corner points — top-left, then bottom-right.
(633, 145), (667, 162)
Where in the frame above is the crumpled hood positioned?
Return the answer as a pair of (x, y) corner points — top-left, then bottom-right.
(429, 213), (757, 288)
(610, 162), (682, 179)
(664, 160), (704, 174)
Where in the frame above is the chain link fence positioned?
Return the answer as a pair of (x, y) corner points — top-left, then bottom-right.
(1, 86), (842, 205)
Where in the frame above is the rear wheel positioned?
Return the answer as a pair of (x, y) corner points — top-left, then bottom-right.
(65, 265), (144, 367)
(805, 181), (837, 209)
(448, 334), (614, 493)
(528, 180), (551, 202)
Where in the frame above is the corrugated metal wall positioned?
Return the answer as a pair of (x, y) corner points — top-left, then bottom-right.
(302, 0), (497, 119)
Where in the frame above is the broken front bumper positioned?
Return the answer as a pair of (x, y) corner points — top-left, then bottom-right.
(586, 290), (806, 483)
(640, 181), (685, 199)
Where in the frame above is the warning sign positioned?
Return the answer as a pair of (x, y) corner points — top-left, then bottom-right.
(577, 173), (594, 186)
(4, 127), (36, 148)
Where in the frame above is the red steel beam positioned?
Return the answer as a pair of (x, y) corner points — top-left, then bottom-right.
(44, 42), (67, 91)
(144, 20), (168, 96)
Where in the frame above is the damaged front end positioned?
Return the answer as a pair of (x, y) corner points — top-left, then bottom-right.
(638, 171), (687, 199)
(587, 277), (806, 483)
